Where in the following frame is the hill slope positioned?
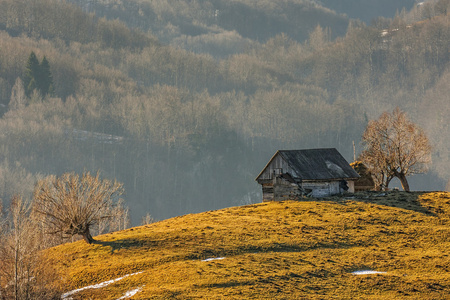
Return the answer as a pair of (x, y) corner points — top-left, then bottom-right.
(46, 192), (450, 299)
(66, 0), (350, 57)
(319, 0), (416, 23)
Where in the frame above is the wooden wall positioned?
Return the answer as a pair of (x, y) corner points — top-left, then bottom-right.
(262, 179), (356, 201)
(272, 177), (302, 201)
(257, 155), (298, 182)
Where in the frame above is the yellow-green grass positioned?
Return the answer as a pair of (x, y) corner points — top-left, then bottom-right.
(46, 192), (450, 299)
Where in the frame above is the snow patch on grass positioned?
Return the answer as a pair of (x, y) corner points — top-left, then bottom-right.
(352, 270), (387, 275)
(116, 286), (143, 299)
(201, 257), (225, 262)
(61, 272), (143, 299)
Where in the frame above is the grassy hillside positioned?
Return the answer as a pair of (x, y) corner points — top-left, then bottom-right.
(46, 192), (450, 299)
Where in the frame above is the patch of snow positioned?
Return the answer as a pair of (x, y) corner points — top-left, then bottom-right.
(116, 287), (143, 300)
(61, 272), (143, 299)
(352, 270), (387, 275)
(68, 128), (124, 144)
(201, 257), (225, 262)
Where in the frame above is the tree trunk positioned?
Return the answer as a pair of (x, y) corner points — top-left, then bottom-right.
(383, 175), (393, 191)
(397, 173), (410, 192)
(81, 229), (95, 244)
(14, 234), (19, 300)
(384, 177), (391, 191)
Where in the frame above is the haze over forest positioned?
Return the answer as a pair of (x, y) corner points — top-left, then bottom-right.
(0, 0), (449, 224)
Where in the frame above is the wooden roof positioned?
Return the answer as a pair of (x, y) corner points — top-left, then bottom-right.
(256, 148), (360, 181)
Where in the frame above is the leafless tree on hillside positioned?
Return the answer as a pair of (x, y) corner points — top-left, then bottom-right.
(95, 198), (130, 236)
(9, 78), (27, 111)
(141, 212), (156, 226)
(0, 199), (4, 299)
(360, 107), (432, 191)
(0, 196), (62, 300)
(0, 196), (31, 300)
(32, 172), (124, 244)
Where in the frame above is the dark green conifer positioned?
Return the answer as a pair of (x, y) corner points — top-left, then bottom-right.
(23, 51), (40, 97)
(39, 56), (54, 96)
(23, 52), (54, 98)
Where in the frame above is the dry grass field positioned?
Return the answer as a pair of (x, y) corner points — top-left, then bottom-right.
(45, 191), (450, 299)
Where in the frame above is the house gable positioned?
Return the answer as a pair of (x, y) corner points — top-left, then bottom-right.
(255, 151), (297, 184)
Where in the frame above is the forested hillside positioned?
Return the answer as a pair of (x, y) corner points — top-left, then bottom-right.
(0, 0), (448, 224)
(65, 0), (419, 57)
(67, 0), (350, 57)
(320, 0), (416, 23)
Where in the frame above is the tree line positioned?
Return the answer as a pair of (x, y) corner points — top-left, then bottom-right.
(0, 0), (448, 227)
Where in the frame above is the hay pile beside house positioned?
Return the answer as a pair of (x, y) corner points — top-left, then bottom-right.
(350, 161), (375, 191)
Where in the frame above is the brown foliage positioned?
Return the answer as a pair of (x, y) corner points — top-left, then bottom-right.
(360, 107), (431, 191)
(0, 196), (62, 300)
(32, 172), (124, 244)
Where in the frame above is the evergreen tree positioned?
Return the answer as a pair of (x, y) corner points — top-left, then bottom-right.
(23, 52), (54, 98)
(23, 52), (40, 97)
(39, 56), (54, 96)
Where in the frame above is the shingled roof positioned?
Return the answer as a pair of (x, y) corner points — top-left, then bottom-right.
(256, 148), (360, 181)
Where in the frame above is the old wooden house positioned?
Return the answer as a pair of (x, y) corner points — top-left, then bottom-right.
(255, 148), (360, 201)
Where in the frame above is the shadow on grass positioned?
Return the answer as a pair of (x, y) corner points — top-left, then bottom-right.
(92, 238), (159, 253)
(187, 241), (364, 262)
(198, 269), (331, 290)
(337, 191), (437, 216)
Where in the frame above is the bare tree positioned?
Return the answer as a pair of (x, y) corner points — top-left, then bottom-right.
(32, 172), (124, 244)
(11, 196), (28, 300)
(9, 77), (27, 111)
(94, 198), (130, 236)
(109, 198), (130, 232)
(0, 199), (4, 300)
(0, 196), (62, 300)
(0, 196), (30, 300)
(141, 212), (156, 226)
(360, 107), (432, 191)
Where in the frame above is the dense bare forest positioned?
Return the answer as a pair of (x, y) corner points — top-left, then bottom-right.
(0, 0), (448, 225)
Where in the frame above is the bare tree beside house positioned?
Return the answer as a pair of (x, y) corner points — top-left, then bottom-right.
(360, 107), (432, 191)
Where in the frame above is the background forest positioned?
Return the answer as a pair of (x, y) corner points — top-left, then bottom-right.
(0, 0), (448, 224)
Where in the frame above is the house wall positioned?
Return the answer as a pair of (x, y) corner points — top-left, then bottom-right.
(302, 181), (335, 197)
(257, 155), (299, 181)
(273, 177), (302, 201)
(348, 180), (355, 193)
(263, 179), (355, 201)
(262, 183), (274, 201)
(303, 180), (356, 197)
